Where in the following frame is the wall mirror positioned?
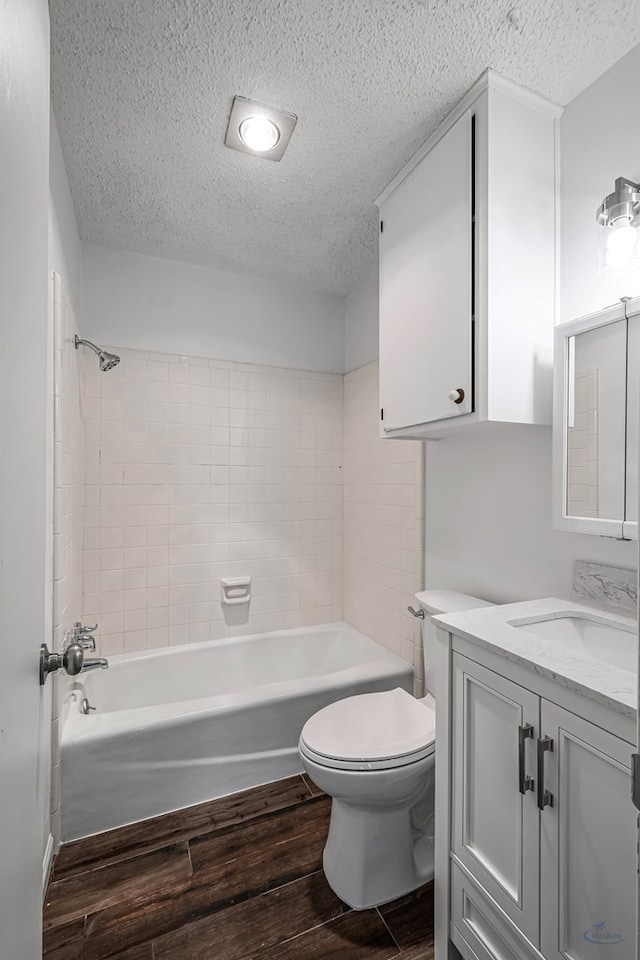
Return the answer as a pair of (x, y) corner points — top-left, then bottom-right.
(553, 296), (640, 539)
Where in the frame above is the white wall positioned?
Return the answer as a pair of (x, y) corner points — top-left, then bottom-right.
(82, 244), (346, 373)
(0, 0), (50, 953)
(49, 110), (83, 317)
(425, 425), (636, 603)
(344, 269), (379, 373)
(561, 43), (640, 322)
(47, 106), (85, 856)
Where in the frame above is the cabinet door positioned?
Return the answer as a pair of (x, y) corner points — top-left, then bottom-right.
(452, 655), (540, 945)
(451, 861), (540, 960)
(539, 700), (636, 960)
(379, 111), (473, 432)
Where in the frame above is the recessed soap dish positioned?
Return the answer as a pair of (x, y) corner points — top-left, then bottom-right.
(221, 577), (251, 606)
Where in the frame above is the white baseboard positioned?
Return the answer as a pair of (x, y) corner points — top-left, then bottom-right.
(42, 832), (54, 899)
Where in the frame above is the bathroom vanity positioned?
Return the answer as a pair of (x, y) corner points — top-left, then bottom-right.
(432, 599), (637, 960)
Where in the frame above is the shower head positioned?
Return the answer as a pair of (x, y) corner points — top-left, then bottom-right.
(98, 350), (120, 372)
(74, 336), (120, 372)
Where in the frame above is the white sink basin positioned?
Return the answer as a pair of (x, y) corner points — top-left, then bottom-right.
(510, 614), (637, 673)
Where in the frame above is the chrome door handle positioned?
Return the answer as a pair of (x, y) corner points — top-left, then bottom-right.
(39, 641), (85, 684)
(537, 736), (554, 810)
(518, 723), (534, 794)
(39, 644), (62, 685)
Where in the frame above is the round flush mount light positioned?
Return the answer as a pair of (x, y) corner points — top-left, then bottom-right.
(238, 115), (280, 153)
(225, 97), (297, 162)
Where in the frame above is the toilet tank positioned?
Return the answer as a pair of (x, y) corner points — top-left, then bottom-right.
(414, 590), (494, 697)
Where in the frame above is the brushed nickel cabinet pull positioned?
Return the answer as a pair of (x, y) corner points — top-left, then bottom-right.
(537, 736), (554, 810)
(518, 723), (535, 794)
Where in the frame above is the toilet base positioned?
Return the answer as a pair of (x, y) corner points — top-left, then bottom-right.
(322, 796), (434, 910)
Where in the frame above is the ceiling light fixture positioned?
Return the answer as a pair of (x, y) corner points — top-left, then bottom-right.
(225, 96), (297, 162)
(238, 115), (280, 153)
(596, 176), (640, 277)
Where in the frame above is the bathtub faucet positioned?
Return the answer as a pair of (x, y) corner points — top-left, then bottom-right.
(81, 656), (109, 672)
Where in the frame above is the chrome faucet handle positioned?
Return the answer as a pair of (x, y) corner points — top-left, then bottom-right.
(63, 632), (94, 652)
(67, 622), (98, 651)
(77, 636), (96, 651)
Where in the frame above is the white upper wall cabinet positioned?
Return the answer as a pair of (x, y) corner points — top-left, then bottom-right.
(377, 70), (561, 439)
(379, 112), (473, 430)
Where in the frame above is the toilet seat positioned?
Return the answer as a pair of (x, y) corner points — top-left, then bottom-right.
(299, 687), (436, 772)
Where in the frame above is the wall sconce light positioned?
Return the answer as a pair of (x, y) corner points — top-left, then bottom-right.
(596, 176), (640, 277)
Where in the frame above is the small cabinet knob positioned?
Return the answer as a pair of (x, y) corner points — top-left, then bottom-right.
(448, 388), (465, 404)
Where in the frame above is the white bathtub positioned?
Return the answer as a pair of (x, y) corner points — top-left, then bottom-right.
(60, 622), (413, 840)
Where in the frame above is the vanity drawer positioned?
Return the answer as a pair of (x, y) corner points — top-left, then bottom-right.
(451, 860), (541, 960)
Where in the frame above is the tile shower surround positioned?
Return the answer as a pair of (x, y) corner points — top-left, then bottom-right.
(343, 363), (425, 694)
(81, 349), (344, 655)
(51, 273), (85, 842)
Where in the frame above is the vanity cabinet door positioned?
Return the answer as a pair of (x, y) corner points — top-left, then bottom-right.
(451, 655), (540, 946)
(539, 700), (636, 960)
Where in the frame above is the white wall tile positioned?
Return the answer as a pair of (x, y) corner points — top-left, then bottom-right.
(343, 362), (425, 695)
(51, 276), (86, 826)
(83, 346), (344, 652)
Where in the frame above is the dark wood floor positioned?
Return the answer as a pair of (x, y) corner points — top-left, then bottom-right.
(43, 774), (434, 960)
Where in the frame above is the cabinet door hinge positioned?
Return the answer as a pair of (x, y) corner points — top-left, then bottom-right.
(380, 221), (384, 233)
(632, 754), (640, 810)
(380, 408), (384, 421)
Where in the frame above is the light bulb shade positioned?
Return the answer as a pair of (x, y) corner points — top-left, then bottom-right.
(597, 219), (640, 277)
(238, 116), (280, 152)
(596, 177), (640, 277)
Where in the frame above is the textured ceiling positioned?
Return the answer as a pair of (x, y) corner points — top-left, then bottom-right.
(50, 0), (640, 294)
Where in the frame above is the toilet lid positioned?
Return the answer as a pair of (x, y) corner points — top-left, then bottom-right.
(300, 688), (436, 770)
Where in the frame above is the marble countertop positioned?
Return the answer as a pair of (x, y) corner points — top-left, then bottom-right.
(434, 597), (637, 718)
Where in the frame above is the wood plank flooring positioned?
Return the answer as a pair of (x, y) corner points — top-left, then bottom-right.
(43, 775), (434, 960)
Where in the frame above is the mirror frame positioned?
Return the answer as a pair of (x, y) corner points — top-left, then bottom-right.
(552, 300), (635, 539)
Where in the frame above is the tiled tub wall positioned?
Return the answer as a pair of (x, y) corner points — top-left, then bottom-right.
(81, 349), (344, 655)
(51, 272), (85, 839)
(567, 367), (599, 518)
(343, 363), (425, 695)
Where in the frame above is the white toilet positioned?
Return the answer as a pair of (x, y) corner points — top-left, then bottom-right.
(299, 590), (492, 909)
